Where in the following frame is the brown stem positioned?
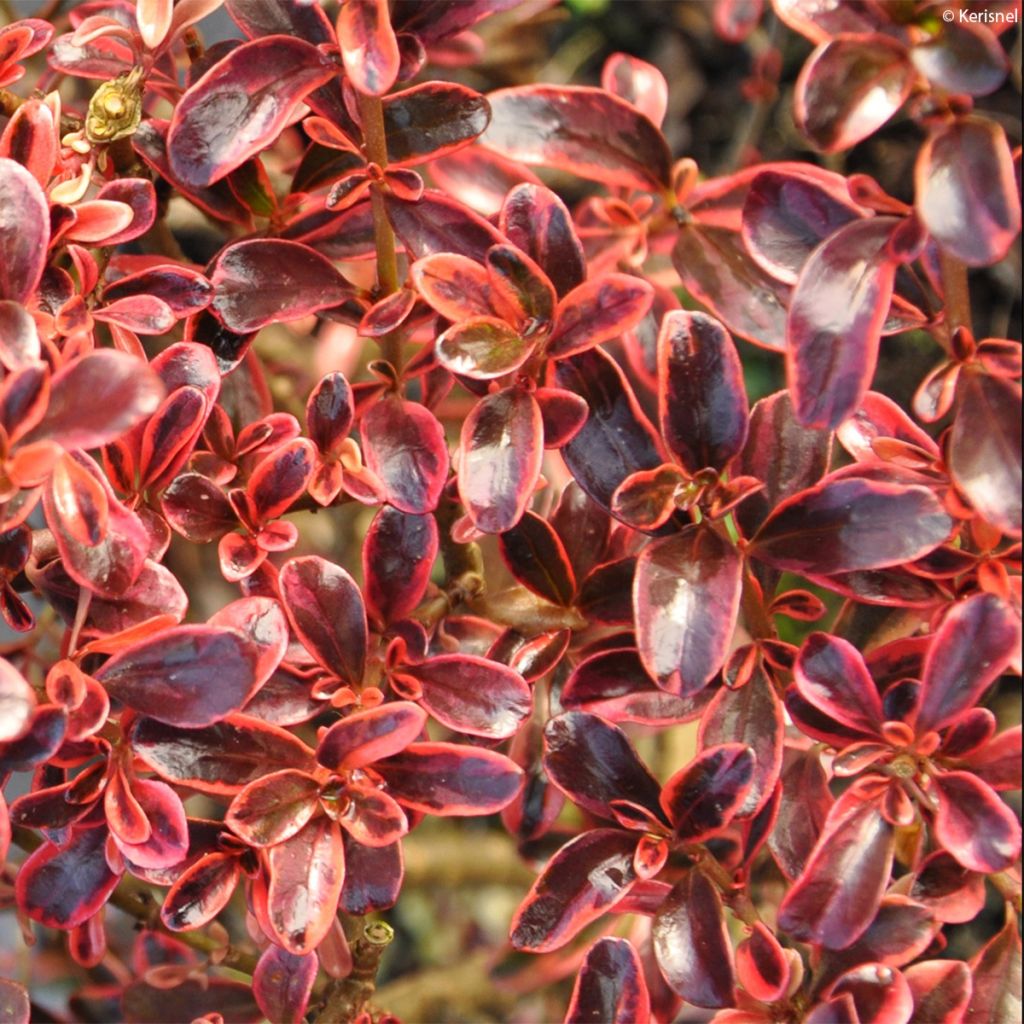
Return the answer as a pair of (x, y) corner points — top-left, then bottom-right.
(313, 921), (394, 1023)
(938, 247), (972, 339)
(698, 848), (762, 927)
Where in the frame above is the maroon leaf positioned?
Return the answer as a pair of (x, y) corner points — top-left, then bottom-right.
(910, 21), (1009, 96)
(653, 869), (736, 1008)
(161, 852), (242, 931)
(484, 86), (672, 192)
(787, 217), (902, 429)
(565, 937), (651, 1024)
(265, 817), (345, 955)
(826, 963), (913, 1024)
(253, 945), (317, 1024)
(634, 525), (742, 694)
(306, 371), (354, 455)
(795, 35), (914, 152)
(121, 977), (261, 1024)
(967, 916), (1021, 1024)
(660, 744), (754, 842)
(15, 825), (120, 929)
(96, 625), (261, 727)
(114, 778), (189, 870)
(459, 387), (542, 534)
(363, 506), (438, 628)
(211, 239), (353, 333)
(411, 251), (495, 321)
(376, 742), (523, 816)
(226, 769), (322, 848)
(931, 771), (1021, 873)
(601, 52), (667, 125)
(280, 556), (368, 686)
(905, 960), (972, 1024)
(777, 781), (894, 949)
(384, 189), (505, 263)
(948, 370), (1021, 535)
(168, 36), (336, 187)
(102, 265), (213, 318)
(794, 632), (884, 734)
(336, 0), (399, 96)
(401, 655), (531, 739)
(916, 116), (1021, 266)
(316, 702), (426, 771)
(436, 316), (534, 379)
(162, 474), (235, 543)
(499, 512), (577, 606)
(543, 711), (665, 823)
(246, 439), (316, 523)
(750, 475), (951, 574)
(0, 658), (35, 743)
(362, 398), (449, 515)
(736, 923), (790, 1004)
(510, 830), (639, 952)
(658, 309), (749, 473)
(0, 157), (49, 303)
(548, 275), (653, 359)
(383, 82), (491, 165)
(339, 835), (403, 914)
(131, 714), (315, 795)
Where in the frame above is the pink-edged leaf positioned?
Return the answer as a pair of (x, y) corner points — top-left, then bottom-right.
(121, 978), (260, 1024)
(837, 390), (940, 464)
(699, 667), (783, 817)
(402, 655), (531, 739)
(459, 387), (542, 534)
(601, 52), (667, 126)
(15, 825), (120, 929)
(168, 36), (336, 187)
(49, 452), (108, 547)
(484, 243), (556, 329)
(102, 265), (213, 318)
(931, 771), (1021, 873)
(741, 167), (865, 284)
(384, 188), (505, 263)
(161, 851), (242, 931)
(162, 473), (235, 542)
(948, 370), (1021, 535)
(114, 778), (189, 870)
(317, 702), (426, 772)
(634, 525), (742, 694)
(660, 744), (755, 842)
(826, 963), (913, 1024)
(339, 834), (402, 914)
(548, 274), (653, 359)
(543, 711), (665, 822)
(0, 301), (40, 371)
(436, 316), (533, 379)
(777, 781), (894, 949)
(0, 704), (67, 774)
(0, 658), (35, 743)
(970, 726), (1022, 791)
(0, 157), (49, 303)
(137, 0), (173, 49)
(499, 511), (577, 606)
(96, 625), (261, 727)
(905, 961), (972, 1024)
(672, 223), (790, 351)
(0, 97), (56, 187)
(253, 945), (318, 1024)
(362, 398), (449, 515)
(337, 0), (399, 96)
(265, 817), (345, 955)
(796, 34), (914, 152)
(535, 387), (588, 448)
(566, 937), (651, 1024)
(736, 923), (790, 1004)
(279, 556), (368, 686)
(94, 295), (176, 335)
(909, 851), (985, 924)
(376, 741), (523, 816)
(138, 386), (208, 490)
(246, 438), (316, 523)
(336, 779), (408, 848)
(653, 869), (736, 1008)
(794, 632), (884, 734)
(363, 506), (438, 628)
(307, 371), (354, 455)
(510, 830), (639, 952)
(430, 144), (543, 218)
(916, 116), (1021, 266)
(658, 309), (749, 473)
(0, 980), (29, 1024)
(383, 82), (491, 165)
(29, 350), (164, 450)
(555, 348), (664, 513)
(787, 217), (901, 429)
(750, 475), (951, 574)
(131, 714), (315, 795)
(768, 748), (833, 881)
(411, 252), (495, 321)
(911, 21), (1008, 95)
(226, 769), (321, 848)
(484, 86), (672, 192)
(105, 768), (150, 845)
(967, 915), (1021, 1024)
(211, 239), (352, 333)
(915, 593), (1019, 733)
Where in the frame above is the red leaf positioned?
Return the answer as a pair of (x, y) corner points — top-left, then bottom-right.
(499, 511), (577, 606)
(363, 506), (438, 628)
(826, 963), (913, 1024)
(362, 398), (449, 514)
(226, 769), (322, 848)
(0, 157), (49, 303)
(162, 473), (235, 542)
(49, 452), (109, 547)
(634, 525), (742, 694)
(246, 439), (316, 523)
(484, 86), (672, 192)
(548, 274), (653, 359)
(510, 830), (639, 952)
(0, 300), (40, 371)
(383, 82), (491, 165)
(306, 372), (354, 455)
(736, 923), (790, 1004)
(660, 744), (755, 842)
(601, 53), (668, 126)
(279, 556), (368, 686)
(459, 387), (542, 534)
(653, 869), (736, 1008)
(931, 771), (1021, 873)
(384, 188), (505, 263)
(412, 252), (495, 321)
(316, 702), (426, 771)
(96, 625), (261, 727)
(211, 239), (353, 333)
(337, 0), (399, 96)
(794, 633), (884, 734)
(113, 778), (189, 870)
(265, 817), (345, 955)
(161, 852), (242, 931)
(967, 915), (1021, 1024)
(94, 294), (176, 335)
(905, 961), (972, 1024)
(253, 945), (318, 1024)
(565, 937), (651, 1024)
(787, 217), (902, 429)
(751, 475), (952, 574)
(0, 980), (29, 1024)
(168, 36), (336, 187)
(916, 116), (1021, 266)
(795, 35), (914, 152)
(0, 97), (56, 187)
(658, 309), (749, 473)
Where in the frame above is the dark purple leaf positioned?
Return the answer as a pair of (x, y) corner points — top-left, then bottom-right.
(0, 157), (49, 303)
(384, 188), (505, 263)
(931, 771), (1021, 873)
(547, 274), (654, 359)
(565, 937), (651, 1024)
(499, 512), (577, 606)
(967, 916), (1021, 1024)
(383, 82), (491, 165)
(317, 702), (426, 772)
(660, 744), (755, 842)
(363, 506), (438, 628)
(794, 632), (884, 734)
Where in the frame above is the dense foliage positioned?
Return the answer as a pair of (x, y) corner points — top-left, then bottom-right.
(0, 0), (1021, 1021)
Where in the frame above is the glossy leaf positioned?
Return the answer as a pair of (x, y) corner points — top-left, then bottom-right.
(226, 769), (322, 847)
(548, 275), (653, 359)
(363, 506), (438, 628)
(967, 916), (1022, 1024)
(661, 744), (755, 841)
(0, 157), (49, 303)
(383, 82), (490, 165)
(794, 632), (884, 734)
(253, 945), (318, 1024)
(0, 658), (35, 743)
(161, 852), (242, 931)
(499, 512), (577, 606)
(565, 937), (651, 1024)
(316, 702), (426, 771)
(385, 188), (505, 263)
(436, 316), (533, 379)
(931, 771), (1021, 873)
(905, 960), (972, 1024)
